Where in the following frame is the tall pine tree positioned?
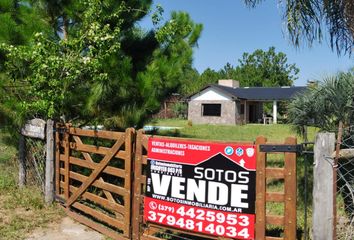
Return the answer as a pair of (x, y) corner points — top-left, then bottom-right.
(0, 0), (203, 130)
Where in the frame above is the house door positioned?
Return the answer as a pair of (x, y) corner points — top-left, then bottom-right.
(249, 105), (257, 123)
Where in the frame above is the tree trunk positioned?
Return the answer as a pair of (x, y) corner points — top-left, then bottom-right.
(63, 14), (68, 40)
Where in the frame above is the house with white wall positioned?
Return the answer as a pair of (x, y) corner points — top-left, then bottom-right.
(187, 80), (306, 125)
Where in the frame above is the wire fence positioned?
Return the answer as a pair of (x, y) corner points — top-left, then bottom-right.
(22, 136), (46, 193)
(336, 126), (354, 240)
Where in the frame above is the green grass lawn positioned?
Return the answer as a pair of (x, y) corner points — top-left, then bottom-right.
(0, 129), (63, 240)
(147, 119), (317, 142)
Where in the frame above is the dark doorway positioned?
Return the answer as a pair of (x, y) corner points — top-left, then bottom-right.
(249, 104), (257, 123)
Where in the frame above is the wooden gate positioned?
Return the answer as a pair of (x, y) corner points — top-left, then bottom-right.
(55, 126), (298, 240)
(55, 124), (134, 240)
(255, 137), (297, 240)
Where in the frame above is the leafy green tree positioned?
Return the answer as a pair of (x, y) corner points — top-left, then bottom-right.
(288, 70), (354, 135)
(1, 0), (123, 123)
(198, 68), (221, 85)
(0, 0), (49, 45)
(0, 0), (50, 127)
(221, 47), (299, 87)
(218, 63), (236, 80)
(0, 0), (202, 130)
(244, 0), (354, 55)
(288, 70), (354, 219)
(0, 0), (50, 71)
(179, 47), (298, 97)
(93, 11), (202, 129)
(30, 0), (79, 39)
(178, 67), (200, 95)
(180, 68), (220, 95)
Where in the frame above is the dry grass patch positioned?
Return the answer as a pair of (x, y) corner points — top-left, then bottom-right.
(0, 130), (64, 239)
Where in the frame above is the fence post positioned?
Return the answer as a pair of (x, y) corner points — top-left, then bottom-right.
(18, 134), (26, 187)
(131, 129), (143, 240)
(284, 137), (297, 239)
(255, 136), (267, 239)
(312, 132), (335, 239)
(45, 119), (54, 204)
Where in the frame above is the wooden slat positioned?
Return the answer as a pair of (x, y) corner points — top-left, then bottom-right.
(69, 127), (124, 140)
(55, 125), (60, 196)
(72, 202), (125, 230)
(266, 192), (285, 202)
(60, 169), (129, 197)
(59, 141), (65, 148)
(68, 156), (125, 178)
(65, 209), (128, 240)
(122, 128), (133, 238)
(284, 137), (297, 239)
(142, 155), (148, 164)
(142, 135), (148, 150)
(141, 175), (147, 185)
(66, 134), (125, 207)
(71, 142), (127, 160)
(266, 168), (285, 179)
(265, 237), (284, 240)
(64, 124), (70, 201)
(255, 136), (267, 239)
(132, 129), (144, 240)
(60, 182), (125, 214)
(266, 215), (285, 226)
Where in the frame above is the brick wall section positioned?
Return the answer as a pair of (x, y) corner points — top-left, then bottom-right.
(188, 100), (237, 125)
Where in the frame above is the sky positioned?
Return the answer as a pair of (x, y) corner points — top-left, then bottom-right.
(138, 0), (353, 86)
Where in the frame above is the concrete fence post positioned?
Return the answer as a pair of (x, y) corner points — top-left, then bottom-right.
(45, 119), (55, 204)
(18, 134), (26, 187)
(312, 132), (335, 239)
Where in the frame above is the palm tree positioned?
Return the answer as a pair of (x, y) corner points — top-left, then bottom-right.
(288, 71), (354, 223)
(244, 0), (354, 55)
(288, 71), (354, 136)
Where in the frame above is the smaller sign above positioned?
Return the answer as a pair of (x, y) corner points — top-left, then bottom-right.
(21, 118), (46, 139)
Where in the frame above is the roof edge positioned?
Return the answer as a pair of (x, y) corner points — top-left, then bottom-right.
(186, 84), (237, 100)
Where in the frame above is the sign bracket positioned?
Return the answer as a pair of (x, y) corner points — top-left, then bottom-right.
(259, 144), (302, 153)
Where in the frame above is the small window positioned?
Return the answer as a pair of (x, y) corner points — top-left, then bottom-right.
(202, 104), (221, 116)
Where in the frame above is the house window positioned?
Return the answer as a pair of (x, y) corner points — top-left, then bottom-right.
(202, 104), (221, 116)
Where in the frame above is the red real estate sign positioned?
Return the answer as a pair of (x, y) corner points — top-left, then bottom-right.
(144, 137), (257, 239)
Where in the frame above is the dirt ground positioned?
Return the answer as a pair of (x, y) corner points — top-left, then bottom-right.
(26, 217), (104, 240)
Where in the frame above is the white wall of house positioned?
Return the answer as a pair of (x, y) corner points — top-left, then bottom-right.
(190, 88), (231, 101)
(188, 87), (237, 125)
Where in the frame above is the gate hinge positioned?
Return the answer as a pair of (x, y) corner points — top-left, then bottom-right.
(260, 144), (302, 153)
